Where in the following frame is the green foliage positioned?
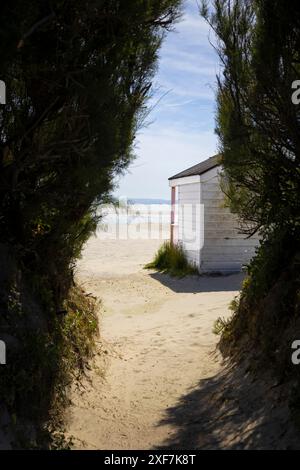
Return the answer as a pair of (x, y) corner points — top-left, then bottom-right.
(213, 316), (232, 337)
(0, 282), (99, 448)
(202, 0), (300, 423)
(219, 229), (300, 373)
(0, 0), (182, 446)
(202, 0), (300, 238)
(0, 0), (182, 302)
(145, 241), (198, 277)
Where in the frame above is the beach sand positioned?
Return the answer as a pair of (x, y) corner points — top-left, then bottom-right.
(67, 231), (300, 449)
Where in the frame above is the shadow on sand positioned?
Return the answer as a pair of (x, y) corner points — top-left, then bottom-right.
(149, 272), (245, 294)
(156, 362), (300, 450)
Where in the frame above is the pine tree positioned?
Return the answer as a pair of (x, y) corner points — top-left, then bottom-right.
(202, 1), (300, 397)
(202, 0), (300, 238)
(0, 0), (182, 303)
(0, 0), (182, 445)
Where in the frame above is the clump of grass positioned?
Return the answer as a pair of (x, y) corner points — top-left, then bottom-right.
(213, 316), (233, 337)
(145, 241), (198, 277)
(41, 285), (99, 448)
(0, 281), (99, 449)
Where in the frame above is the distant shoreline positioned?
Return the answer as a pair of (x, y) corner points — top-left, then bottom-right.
(127, 198), (170, 205)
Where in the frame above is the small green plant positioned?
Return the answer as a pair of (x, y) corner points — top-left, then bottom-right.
(145, 241), (198, 277)
(229, 295), (240, 314)
(0, 281), (99, 449)
(213, 316), (232, 337)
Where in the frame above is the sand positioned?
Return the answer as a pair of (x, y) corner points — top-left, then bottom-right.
(67, 232), (300, 450)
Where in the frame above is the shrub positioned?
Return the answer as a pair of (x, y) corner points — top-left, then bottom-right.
(0, 280), (99, 449)
(219, 228), (300, 369)
(145, 242), (198, 277)
(0, 0), (181, 447)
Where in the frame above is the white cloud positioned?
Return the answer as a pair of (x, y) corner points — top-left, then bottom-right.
(153, 77), (215, 100)
(163, 59), (217, 78)
(116, 128), (218, 199)
(114, 0), (219, 200)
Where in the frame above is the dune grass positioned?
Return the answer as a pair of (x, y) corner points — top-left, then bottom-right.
(145, 241), (198, 277)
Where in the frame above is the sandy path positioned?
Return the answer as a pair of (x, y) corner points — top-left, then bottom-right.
(67, 235), (245, 449)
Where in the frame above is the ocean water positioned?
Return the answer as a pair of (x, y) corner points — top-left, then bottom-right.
(98, 203), (171, 225)
(96, 203), (171, 240)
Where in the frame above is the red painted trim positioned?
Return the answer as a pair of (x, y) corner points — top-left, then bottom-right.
(170, 186), (176, 245)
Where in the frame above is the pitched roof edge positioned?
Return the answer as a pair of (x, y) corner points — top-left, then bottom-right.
(168, 154), (222, 181)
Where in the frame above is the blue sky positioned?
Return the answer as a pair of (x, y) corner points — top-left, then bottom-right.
(115, 0), (220, 200)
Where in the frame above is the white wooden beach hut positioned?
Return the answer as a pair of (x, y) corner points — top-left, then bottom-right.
(169, 155), (259, 273)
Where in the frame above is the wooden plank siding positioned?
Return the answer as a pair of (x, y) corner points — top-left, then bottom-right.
(200, 167), (258, 273)
(177, 183), (201, 269)
(175, 166), (259, 273)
